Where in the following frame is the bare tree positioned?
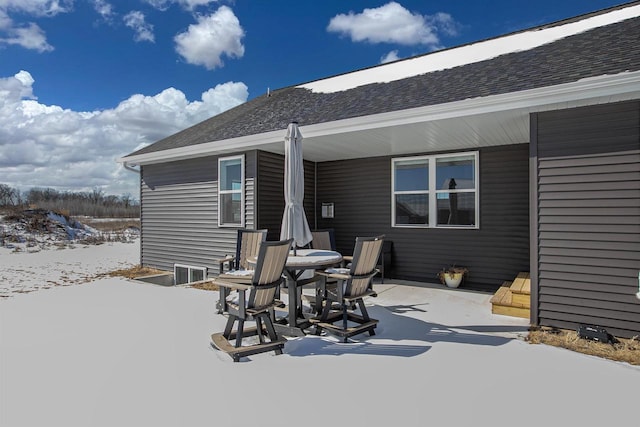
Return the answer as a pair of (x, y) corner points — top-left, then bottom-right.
(90, 187), (105, 204)
(0, 184), (20, 206)
(14, 185), (140, 218)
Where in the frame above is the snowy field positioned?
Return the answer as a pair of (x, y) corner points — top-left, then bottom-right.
(1, 239), (639, 427)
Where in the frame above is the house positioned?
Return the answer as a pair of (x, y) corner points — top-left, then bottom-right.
(119, 2), (640, 338)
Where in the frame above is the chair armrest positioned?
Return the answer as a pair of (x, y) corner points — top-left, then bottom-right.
(341, 255), (353, 268)
(216, 255), (236, 272)
(218, 273), (253, 283)
(215, 255), (235, 264)
(212, 278), (253, 291)
(316, 270), (351, 280)
(344, 289), (377, 303)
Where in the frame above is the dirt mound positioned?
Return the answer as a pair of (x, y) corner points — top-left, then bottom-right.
(1, 209), (138, 252)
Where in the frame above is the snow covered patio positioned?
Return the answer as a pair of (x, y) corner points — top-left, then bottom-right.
(1, 241), (638, 427)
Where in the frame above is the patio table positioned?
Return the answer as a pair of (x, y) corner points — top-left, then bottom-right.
(250, 249), (342, 336)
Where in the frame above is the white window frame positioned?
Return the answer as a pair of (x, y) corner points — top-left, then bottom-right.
(392, 151), (479, 229)
(218, 154), (245, 227)
(173, 264), (207, 285)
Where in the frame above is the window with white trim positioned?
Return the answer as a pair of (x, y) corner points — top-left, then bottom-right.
(174, 264), (206, 285)
(218, 155), (244, 227)
(392, 152), (478, 228)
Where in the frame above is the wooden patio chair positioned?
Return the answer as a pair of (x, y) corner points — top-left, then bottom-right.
(341, 239), (391, 285)
(311, 235), (385, 342)
(307, 229), (341, 311)
(310, 229), (336, 251)
(210, 238), (293, 362)
(215, 229), (267, 314)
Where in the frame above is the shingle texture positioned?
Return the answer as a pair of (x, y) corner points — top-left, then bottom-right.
(127, 13), (640, 157)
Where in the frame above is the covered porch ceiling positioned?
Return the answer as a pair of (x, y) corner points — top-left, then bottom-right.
(276, 108), (530, 162)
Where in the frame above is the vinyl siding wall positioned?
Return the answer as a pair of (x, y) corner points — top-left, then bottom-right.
(315, 143), (530, 291)
(140, 152), (257, 276)
(533, 100), (640, 338)
(256, 151), (316, 241)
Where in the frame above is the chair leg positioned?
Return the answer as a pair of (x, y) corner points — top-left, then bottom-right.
(262, 313), (283, 355)
(255, 317), (265, 344)
(357, 299), (376, 337)
(217, 287), (229, 314)
(235, 319), (245, 348)
(341, 304), (349, 342)
(315, 277), (326, 315)
(319, 297), (332, 321)
(223, 315), (236, 338)
(357, 299), (370, 321)
(262, 314), (279, 342)
(313, 297), (333, 336)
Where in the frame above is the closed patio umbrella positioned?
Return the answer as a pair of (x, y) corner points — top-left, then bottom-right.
(280, 122), (312, 252)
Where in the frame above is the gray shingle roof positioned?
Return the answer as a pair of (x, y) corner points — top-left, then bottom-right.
(127, 8), (640, 157)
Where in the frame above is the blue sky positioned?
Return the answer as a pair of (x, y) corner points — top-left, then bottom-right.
(0, 0), (629, 198)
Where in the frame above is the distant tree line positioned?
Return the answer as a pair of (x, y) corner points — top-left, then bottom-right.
(0, 184), (140, 218)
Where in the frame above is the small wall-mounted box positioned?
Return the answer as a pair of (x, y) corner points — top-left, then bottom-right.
(321, 203), (334, 219)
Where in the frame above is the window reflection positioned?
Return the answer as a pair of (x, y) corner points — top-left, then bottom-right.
(395, 160), (428, 191)
(392, 152), (478, 228)
(220, 193), (241, 224)
(220, 158), (242, 191)
(218, 155), (244, 226)
(436, 193), (476, 226)
(436, 156), (475, 190)
(395, 194), (428, 225)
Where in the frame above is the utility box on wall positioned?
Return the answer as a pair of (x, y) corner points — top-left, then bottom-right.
(321, 203), (334, 218)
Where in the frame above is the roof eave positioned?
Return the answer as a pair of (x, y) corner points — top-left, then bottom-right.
(118, 70), (640, 166)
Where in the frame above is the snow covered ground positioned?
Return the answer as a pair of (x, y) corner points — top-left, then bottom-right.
(0, 240), (139, 298)
(0, 210), (139, 298)
(1, 239), (638, 427)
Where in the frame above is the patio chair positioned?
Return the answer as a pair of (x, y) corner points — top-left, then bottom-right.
(215, 229), (267, 314)
(341, 239), (391, 286)
(311, 235), (385, 342)
(210, 238), (293, 362)
(307, 229), (341, 311)
(310, 229), (336, 251)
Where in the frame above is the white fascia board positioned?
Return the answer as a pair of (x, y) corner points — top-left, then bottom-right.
(118, 128), (284, 165)
(119, 70), (640, 166)
(302, 71), (640, 138)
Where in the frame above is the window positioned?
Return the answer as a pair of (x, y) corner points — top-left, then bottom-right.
(174, 264), (206, 285)
(218, 155), (244, 227)
(392, 152), (478, 228)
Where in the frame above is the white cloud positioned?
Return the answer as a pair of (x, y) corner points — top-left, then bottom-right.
(0, 21), (53, 52)
(92, 0), (115, 22)
(0, 0), (74, 51)
(123, 11), (155, 43)
(174, 6), (244, 70)
(327, 1), (458, 49)
(144, 0), (218, 11)
(0, 10), (12, 29)
(380, 50), (400, 63)
(0, 0), (73, 17)
(0, 71), (248, 196)
(429, 12), (460, 37)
